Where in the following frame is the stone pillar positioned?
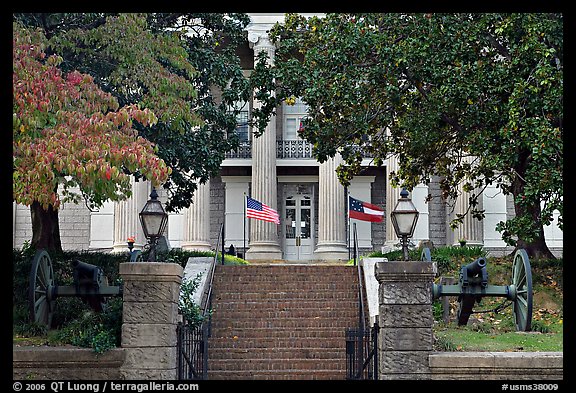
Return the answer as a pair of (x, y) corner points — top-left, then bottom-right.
(119, 262), (183, 380)
(385, 155), (401, 251)
(314, 154), (348, 261)
(113, 179), (149, 253)
(245, 30), (282, 260)
(375, 260), (435, 379)
(181, 179), (211, 251)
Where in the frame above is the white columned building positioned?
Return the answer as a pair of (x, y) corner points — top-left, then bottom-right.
(314, 154), (348, 261)
(181, 179), (211, 251)
(112, 178), (149, 252)
(11, 13), (562, 260)
(245, 26), (282, 260)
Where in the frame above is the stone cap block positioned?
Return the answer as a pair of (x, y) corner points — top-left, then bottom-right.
(375, 260), (436, 282)
(120, 262), (183, 283)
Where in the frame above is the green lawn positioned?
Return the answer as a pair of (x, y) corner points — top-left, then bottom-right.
(431, 253), (563, 353)
(434, 326), (563, 352)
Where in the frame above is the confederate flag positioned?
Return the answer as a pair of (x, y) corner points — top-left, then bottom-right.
(348, 196), (384, 223)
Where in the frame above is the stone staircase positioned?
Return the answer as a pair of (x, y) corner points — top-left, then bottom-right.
(207, 264), (360, 380)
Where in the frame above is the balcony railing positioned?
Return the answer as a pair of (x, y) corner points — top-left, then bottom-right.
(224, 140), (372, 160)
(277, 140), (314, 159)
(225, 143), (252, 159)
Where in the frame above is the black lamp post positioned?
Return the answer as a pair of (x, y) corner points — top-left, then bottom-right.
(139, 187), (168, 262)
(390, 188), (420, 261)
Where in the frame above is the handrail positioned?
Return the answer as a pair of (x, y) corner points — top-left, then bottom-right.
(200, 222), (224, 318)
(351, 222), (379, 380)
(353, 223), (366, 333)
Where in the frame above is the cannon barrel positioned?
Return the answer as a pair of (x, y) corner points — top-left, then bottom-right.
(464, 257), (487, 276)
(72, 260), (103, 287)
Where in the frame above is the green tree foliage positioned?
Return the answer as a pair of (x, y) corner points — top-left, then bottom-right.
(13, 21), (171, 252)
(14, 13), (252, 212)
(251, 13), (562, 259)
(13, 13), (253, 251)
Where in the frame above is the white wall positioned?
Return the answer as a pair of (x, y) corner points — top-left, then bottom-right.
(222, 177), (250, 249)
(483, 184), (508, 248)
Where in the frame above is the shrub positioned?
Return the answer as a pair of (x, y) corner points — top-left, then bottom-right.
(179, 273), (208, 328)
(52, 297), (123, 353)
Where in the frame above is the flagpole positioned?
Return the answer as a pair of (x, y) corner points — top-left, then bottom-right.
(346, 188), (351, 261)
(243, 192), (246, 258)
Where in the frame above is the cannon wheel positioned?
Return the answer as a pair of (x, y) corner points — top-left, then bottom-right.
(512, 249), (533, 331)
(28, 249), (56, 327)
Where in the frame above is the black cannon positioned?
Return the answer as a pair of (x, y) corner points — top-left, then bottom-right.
(29, 249), (122, 328)
(423, 248), (533, 331)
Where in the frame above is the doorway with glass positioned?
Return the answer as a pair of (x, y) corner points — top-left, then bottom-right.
(283, 184), (314, 261)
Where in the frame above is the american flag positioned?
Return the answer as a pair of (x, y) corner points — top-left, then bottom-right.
(246, 196), (280, 224)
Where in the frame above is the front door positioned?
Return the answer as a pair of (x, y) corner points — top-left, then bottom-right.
(283, 185), (314, 261)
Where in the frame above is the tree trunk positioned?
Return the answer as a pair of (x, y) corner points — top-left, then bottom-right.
(30, 201), (62, 254)
(513, 201), (556, 260)
(511, 157), (556, 260)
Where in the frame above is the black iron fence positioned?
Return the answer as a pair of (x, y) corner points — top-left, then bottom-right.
(177, 322), (208, 380)
(176, 223), (223, 380)
(346, 223), (379, 380)
(345, 323), (379, 380)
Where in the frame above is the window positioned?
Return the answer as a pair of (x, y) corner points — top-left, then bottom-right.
(236, 109), (249, 143)
(283, 98), (308, 140)
(229, 101), (250, 143)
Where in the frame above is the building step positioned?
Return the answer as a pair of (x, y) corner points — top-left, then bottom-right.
(208, 347), (346, 360)
(206, 264), (362, 380)
(210, 318), (358, 330)
(209, 335), (348, 347)
(209, 358), (345, 372)
(212, 291), (358, 301)
(207, 369), (347, 380)
(208, 308), (358, 320)
(210, 327), (349, 340)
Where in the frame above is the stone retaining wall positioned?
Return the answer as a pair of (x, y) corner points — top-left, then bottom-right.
(13, 346), (562, 381)
(12, 347), (125, 380)
(430, 352), (563, 380)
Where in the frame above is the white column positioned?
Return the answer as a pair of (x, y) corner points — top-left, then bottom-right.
(112, 179), (149, 253)
(450, 185), (484, 246)
(181, 179), (211, 251)
(314, 154), (348, 261)
(245, 30), (282, 260)
(449, 157), (484, 246)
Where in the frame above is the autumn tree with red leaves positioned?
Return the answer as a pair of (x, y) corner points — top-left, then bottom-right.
(13, 22), (172, 252)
